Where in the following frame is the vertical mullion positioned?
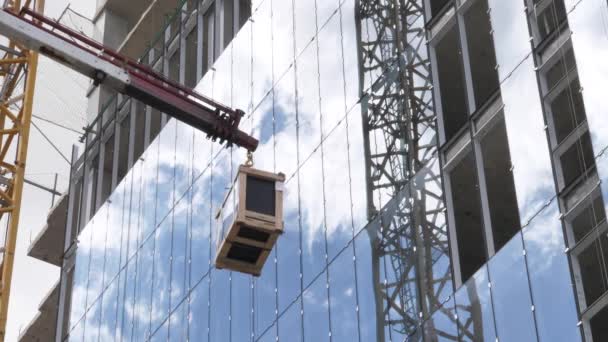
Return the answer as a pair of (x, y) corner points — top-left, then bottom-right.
(455, 9), (477, 115)
(472, 136), (497, 256)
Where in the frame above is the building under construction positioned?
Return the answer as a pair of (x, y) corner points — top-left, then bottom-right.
(14, 0), (608, 340)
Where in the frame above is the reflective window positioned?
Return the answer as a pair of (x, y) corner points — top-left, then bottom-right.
(99, 279), (118, 341)
(328, 243), (359, 342)
(423, 297), (457, 341)
(523, 202), (582, 342)
(151, 319), (168, 342)
(231, 272), (252, 341)
(188, 276), (210, 342)
(69, 223), (92, 329)
(120, 256), (137, 341)
(254, 248), (277, 338)
(209, 270), (230, 341)
(271, 0), (293, 82)
(489, 235), (537, 342)
(278, 300), (303, 342)
(133, 232), (155, 340)
(303, 272), (330, 342)
(169, 299), (189, 341)
(487, 0), (531, 80)
(355, 229), (378, 342)
(171, 194), (189, 310)
(454, 267), (496, 342)
(83, 298), (101, 341)
(152, 218), (172, 330)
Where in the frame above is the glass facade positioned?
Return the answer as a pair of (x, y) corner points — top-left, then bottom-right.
(60, 0), (608, 341)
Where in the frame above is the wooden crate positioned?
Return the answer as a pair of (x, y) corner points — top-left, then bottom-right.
(214, 165), (285, 276)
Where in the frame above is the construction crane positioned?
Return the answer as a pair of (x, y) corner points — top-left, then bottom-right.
(0, 1), (258, 339)
(356, 0), (461, 340)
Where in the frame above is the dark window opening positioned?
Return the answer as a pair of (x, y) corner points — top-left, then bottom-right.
(185, 28), (198, 88)
(545, 48), (576, 91)
(571, 196), (606, 243)
(591, 304), (608, 342)
(170, 8), (182, 42)
(245, 175), (275, 216)
(239, 0), (251, 28)
(560, 132), (595, 189)
(227, 242), (262, 264)
(450, 151), (487, 283)
(100, 137), (113, 202)
(72, 179), (83, 235)
(534, 0), (567, 43)
(88, 157), (99, 215)
(578, 234), (608, 306)
(435, 26), (469, 142)
(429, 0), (451, 19)
(187, 0), (197, 14)
(223, 0), (234, 48)
(149, 107), (162, 142)
(169, 50), (180, 83)
(480, 118), (521, 251)
(550, 78), (586, 145)
(116, 115), (130, 183)
(464, 0), (499, 109)
(202, 6), (215, 76)
(133, 102), (146, 160)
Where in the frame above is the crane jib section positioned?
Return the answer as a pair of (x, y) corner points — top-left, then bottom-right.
(0, 7), (258, 151)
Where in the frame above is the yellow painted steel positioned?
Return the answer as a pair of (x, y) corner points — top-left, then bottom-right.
(0, 0), (44, 339)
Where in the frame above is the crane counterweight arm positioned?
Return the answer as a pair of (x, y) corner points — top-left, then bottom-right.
(0, 7), (258, 151)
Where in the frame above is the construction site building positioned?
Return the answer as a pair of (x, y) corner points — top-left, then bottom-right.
(18, 0), (608, 341)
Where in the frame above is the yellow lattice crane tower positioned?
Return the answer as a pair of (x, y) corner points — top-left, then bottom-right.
(0, 0), (43, 339)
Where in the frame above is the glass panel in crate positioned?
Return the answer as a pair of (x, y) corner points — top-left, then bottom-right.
(246, 174), (276, 216)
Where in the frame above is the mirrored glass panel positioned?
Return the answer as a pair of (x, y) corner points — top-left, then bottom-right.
(188, 276), (210, 342)
(523, 202), (582, 342)
(209, 269), (230, 342)
(488, 0), (532, 80)
(454, 266), (496, 342)
(493, 57), (555, 224)
(422, 296), (457, 341)
(232, 271), (252, 341)
(488, 234), (537, 342)
(329, 244), (359, 342)
(303, 271), (330, 342)
(278, 299), (303, 342)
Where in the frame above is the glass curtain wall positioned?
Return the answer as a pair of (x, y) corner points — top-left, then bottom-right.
(64, 0), (608, 341)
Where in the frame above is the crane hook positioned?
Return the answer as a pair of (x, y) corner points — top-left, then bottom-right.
(244, 150), (254, 167)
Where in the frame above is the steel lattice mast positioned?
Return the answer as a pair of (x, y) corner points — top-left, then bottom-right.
(0, 0), (44, 339)
(355, 0), (460, 340)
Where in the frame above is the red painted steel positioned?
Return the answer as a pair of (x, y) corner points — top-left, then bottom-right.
(8, 7), (258, 151)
